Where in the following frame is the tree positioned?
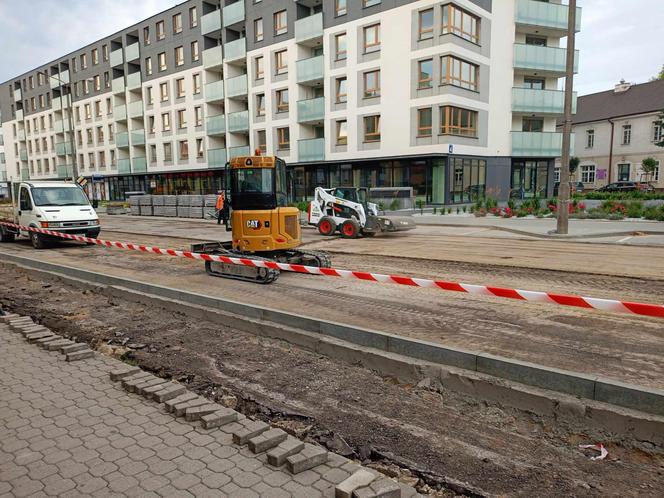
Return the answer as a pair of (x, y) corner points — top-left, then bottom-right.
(655, 111), (664, 148)
(569, 156), (580, 176)
(641, 157), (658, 183)
(651, 64), (664, 81)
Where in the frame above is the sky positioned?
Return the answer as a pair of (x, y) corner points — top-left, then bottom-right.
(0, 0), (661, 96)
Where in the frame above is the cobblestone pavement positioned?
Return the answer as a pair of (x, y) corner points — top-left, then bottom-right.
(0, 324), (401, 497)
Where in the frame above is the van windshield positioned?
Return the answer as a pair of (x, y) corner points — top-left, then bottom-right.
(31, 187), (90, 207)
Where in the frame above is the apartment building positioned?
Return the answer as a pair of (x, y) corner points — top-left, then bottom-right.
(0, 0), (581, 203)
(557, 79), (664, 189)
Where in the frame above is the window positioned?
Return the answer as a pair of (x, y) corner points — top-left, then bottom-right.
(524, 78), (545, 90)
(104, 72), (110, 88)
(38, 72), (44, 86)
(144, 27), (150, 45)
(179, 140), (188, 160)
(196, 138), (204, 158)
(175, 46), (184, 66)
(256, 130), (267, 153)
(193, 73), (201, 94)
(94, 75), (101, 91)
(194, 106), (202, 127)
(146, 86), (154, 105)
(176, 78), (185, 98)
(417, 108), (432, 136)
(364, 115), (380, 142)
(98, 151), (106, 169)
(442, 4), (480, 44)
(84, 103), (92, 119)
(156, 20), (165, 40)
(255, 56), (264, 79)
(160, 82), (169, 102)
(164, 142), (172, 162)
(177, 109), (187, 129)
(440, 106), (477, 137)
(622, 124), (631, 145)
(86, 128), (93, 144)
(335, 33), (347, 60)
(255, 18), (264, 42)
(97, 126), (104, 143)
(364, 0), (381, 6)
(586, 129), (595, 148)
(277, 127), (290, 149)
(275, 50), (288, 75)
(173, 13), (183, 34)
(148, 116), (155, 134)
(274, 10), (287, 36)
(108, 123), (114, 141)
(158, 52), (167, 71)
(256, 93), (265, 116)
(648, 161), (660, 182)
(522, 118), (543, 132)
(92, 48), (99, 65)
(449, 157), (486, 203)
(83, 79), (90, 95)
(110, 149), (116, 167)
(336, 120), (347, 145)
(580, 164), (596, 183)
(335, 77), (347, 103)
(39, 95), (45, 108)
(276, 89), (289, 113)
(363, 24), (380, 53)
(418, 59), (433, 89)
(88, 153), (95, 169)
(617, 163), (630, 182)
(106, 97), (112, 115)
(94, 100), (102, 117)
(335, 0), (347, 16)
(30, 97), (36, 111)
(654, 122), (664, 143)
(146, 57), (153, 75)
(71, 57), (77, 73)
(363, 70), (380, 98)
(81, 53), (88, 69)
(162, 112), (171, 132)
(189, 6), (198, 28)
(418, 9), (434, 40)
(191, 40), (199, 62)
(441, 55), (479, 91)
(525, 35), (547, 47)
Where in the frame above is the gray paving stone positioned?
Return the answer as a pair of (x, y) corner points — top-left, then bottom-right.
(35, 335), (63, 346)
(66, 349), (94, 362)
(335, 469), (378, 498)
(121, 371), (154, 390)
(174, 398), (209, 417)
(109, 366), (141, 381)
(135, 378), (170, 396)
(201, 407), (239, 429)
(26, 331), (55, 343)
(152, 382), (187, 403)
(353, 477), (401, 498)
(287, 443), (328, 474)
(232, 419), (270, 445)
(267, 436), (305, 467)
(60, 343), (90, 354)
(164, 392), (198, 413)
(184, 403), (223, 422)
(44, 339), (75, 352)
(248, 428), (288, 454)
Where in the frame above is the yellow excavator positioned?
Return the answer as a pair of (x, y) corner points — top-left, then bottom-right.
(193, 155), (330, 283)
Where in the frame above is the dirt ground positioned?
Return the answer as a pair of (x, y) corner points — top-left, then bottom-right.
(1, 264), (663, 497)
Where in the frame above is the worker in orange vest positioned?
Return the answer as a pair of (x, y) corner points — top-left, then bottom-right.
(215, 191), (228, 225)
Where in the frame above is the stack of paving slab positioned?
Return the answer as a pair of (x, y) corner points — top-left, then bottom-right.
(151, 194), (166, 217)
(128, 195), (141, 216)
(127, 195), (206, 219)
(109, 364), (418, 498)
(139, 195), (153, 216)
(0, 313), (95, 362)
(163, 195), (178, 217)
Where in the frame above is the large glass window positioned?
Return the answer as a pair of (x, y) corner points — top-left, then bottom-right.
(418, 9), (434, 39)
(418, 59), (433, 89)
(363, 24), (380, 53)
(440, 55), (479, 91)
(449, 158), (486, 203)
(417, 108), (432, 136)
(440, 106), (478, 137)
(581, 164), (596, 183)
(442, 4), (480, 43)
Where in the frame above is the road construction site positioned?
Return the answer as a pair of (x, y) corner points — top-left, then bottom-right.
(1, 214), (664, 496)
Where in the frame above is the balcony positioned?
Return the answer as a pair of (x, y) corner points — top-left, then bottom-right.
(18, 129), (26, 141)
(228, 145), (250, 159)
(516, 0), (582, 33)
(0, 172), (6, 182)
(512, 87), (577, 115)
(21, 168), (30, 180)
(132, 157), (147, 173)
(126, 43), (139, 62)
(201, 10), (221, 35)
(128, 101), (143, 118)
(228, 110), (249, 133)
(52, 96), (63, 111)
(511, 131), (575, 157)
(131, 130), (146, 146)
(14, 87), (21, 101)
(513, 44), (579, 77)
(49, 71), (68, 90)
(57, 164), (72, 179)
(0, 135), (3, 146)
(203, 45), (224, 69)
(206, 114), (226, 136)
(298, 138), (325, 162)
(116, 132), (130, 148)
(118, 158), (131, 174)
(127, 72), (141, 89)
(54, 119), (72, 133)
(112, 77), (125, 94)
(204, 80), (225, 103)
(55, 142), (73, 156)
(226, 74), (248, 99)
(297, 97), (325, 124)
(296, 55), (324, 85)
(208, 148), (227, 168)
(224, 38), (246, 63)
(114, 105), (127, 120)
(19, 149), (28, 161)
(222, 1), (245, 28)
(111, 49), (124, 67)
(295, 13), (323, 46)
(16, 109), (23, 121)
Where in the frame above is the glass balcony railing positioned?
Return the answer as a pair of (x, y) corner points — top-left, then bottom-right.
(118, 158), (131, 174)
(14, 88), (21, 101)
(52, 96), (63, 111)
(116, 132), (130, 148)
(228, 145), (250, 159)
(19, 149), (28, 161)
(228, 110), (249, 133)
(114, 105), (127, 120)
(54, 119), (72, 133)
(224, 38), (246, 63)
(127, 72), (141, 89)
(514, 44), (579, 75)
(57, 164), (72, 179)
(512, 87), (577, 114)
(18, 129), (26, 141)
(112, 77), (125, 94)
(0, 171), (6, 182)
(206, 114), (226, 136)
(111, 49), (124, 67)
(205, 80), (225, 102)
(132, 157), (147, 173)
(16, 109), (23, 121)
(203, 46), (224, 68)
(21, 168), (30, 180)
(126, 43), (139, 61)
(226, 74), (248, 98)
(128, 101), (143, 118)
(295, 13), (323, 44)
(296, 55), (324, 84)
(131, 130), (146, 146)
(298, 138), (325, 162)
(223, 1), (245, 28)
(511, 131), (575, 157)
(55, 142), (73, 156)
(208, 148), (227, 168)
(297, 97), (325, 123)
(516, 0), (582, 32)
(201, 10), (221, 35)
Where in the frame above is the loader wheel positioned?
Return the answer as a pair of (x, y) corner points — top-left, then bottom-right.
(340, 219), (360, 239)
(317, 217), (336, 236)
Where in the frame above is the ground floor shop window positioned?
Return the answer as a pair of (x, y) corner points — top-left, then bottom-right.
(511, 160), (548, 199)
(106, 170), (225, 200)
(449, 158), (486, 204)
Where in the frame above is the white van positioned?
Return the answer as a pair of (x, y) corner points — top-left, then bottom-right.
(0, 181), (100, 249)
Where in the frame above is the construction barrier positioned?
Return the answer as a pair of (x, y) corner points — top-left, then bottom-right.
(2, 221), (664, 319)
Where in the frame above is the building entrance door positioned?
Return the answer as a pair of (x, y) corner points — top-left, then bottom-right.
(511, 160), (548, 199)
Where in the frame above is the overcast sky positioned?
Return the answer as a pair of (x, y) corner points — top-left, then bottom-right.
(0, 0), (661, 96)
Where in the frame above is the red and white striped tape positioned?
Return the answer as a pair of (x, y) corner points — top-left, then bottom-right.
(2, 221), (664, 319)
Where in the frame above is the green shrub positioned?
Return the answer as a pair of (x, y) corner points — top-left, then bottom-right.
(625, 201), (644, 218)
(644, 206), (661, 220)
(485, 197), (498, 210)
(389, 199), (400, 211)
(462, 205), (467, 213)
(507, 198), (516, 210)
(433, 207), (437, 215)
(297, 201), (309, 212)
(447, 207), (452, 214)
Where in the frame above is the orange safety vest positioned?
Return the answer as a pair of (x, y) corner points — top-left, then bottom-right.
(215, 195), (224, 210)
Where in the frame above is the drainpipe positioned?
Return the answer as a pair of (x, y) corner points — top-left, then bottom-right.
(607, 118), (615, 183)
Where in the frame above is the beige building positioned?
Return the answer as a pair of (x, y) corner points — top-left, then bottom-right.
(559, 79), (664, 189)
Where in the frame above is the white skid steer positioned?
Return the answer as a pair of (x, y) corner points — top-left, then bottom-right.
(308, 187), (416, 238)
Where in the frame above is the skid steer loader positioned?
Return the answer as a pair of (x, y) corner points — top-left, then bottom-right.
(308, 187), (416, 239)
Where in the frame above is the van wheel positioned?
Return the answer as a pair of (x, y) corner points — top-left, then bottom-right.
(0, 227), (15, 243)
(30, 231), (48, 249)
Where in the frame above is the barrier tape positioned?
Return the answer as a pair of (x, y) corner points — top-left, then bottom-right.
(2, 221), (664, 319)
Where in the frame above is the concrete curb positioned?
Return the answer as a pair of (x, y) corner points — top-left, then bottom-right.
(1, 254), (664, 434)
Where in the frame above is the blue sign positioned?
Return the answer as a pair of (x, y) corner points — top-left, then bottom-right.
(91, 174), (105, 181)
(448, 144), (454, 154)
